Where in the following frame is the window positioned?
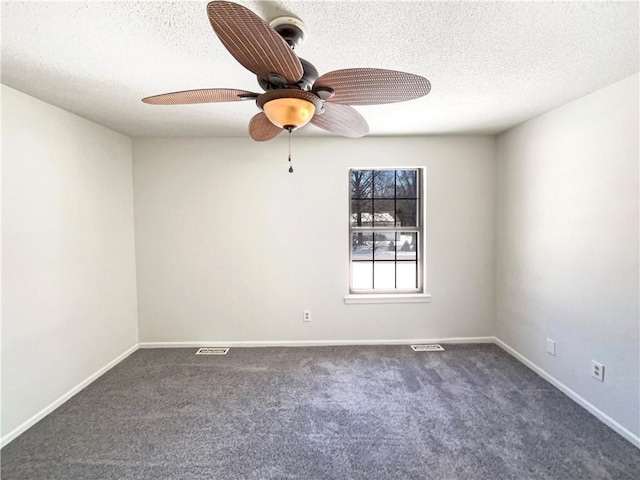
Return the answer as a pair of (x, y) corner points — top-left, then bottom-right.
(349, 169), (423, 294)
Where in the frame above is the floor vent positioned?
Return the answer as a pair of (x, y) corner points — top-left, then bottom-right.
(196, 347), (229, 355)
(411, 344), (445, 352)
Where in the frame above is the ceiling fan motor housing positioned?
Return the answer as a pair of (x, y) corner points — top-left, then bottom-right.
(258, 57), (318, 92)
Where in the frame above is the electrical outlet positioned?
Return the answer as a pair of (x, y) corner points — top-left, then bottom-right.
(546, 338), (556, 356)
(592, 361), (604, 382)
(303, 310), (311, 322)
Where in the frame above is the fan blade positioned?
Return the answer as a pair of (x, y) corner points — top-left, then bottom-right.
(310, 103), (369, 138)
(249, 112), (282, 141)
(142, 88), (258, 105)
(207, 1), (303, 84)
(313, 68), (431, 105)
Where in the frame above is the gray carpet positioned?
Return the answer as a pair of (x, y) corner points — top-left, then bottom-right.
(1, 344), (639, 479)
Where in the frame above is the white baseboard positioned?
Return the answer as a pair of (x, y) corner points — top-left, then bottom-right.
(494, 337), (640, 449)
(0, 344), (139, 449)
(138, 336), (496, 349)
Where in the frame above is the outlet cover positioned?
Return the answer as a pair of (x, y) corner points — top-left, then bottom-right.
(546, 338), (556, 356)
(592, 361), (604, 382)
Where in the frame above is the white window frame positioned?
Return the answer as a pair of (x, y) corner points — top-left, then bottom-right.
(345, 168), (430, 304)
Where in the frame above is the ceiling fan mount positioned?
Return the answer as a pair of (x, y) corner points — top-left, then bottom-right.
(142, 1), (431, 142)
(269, 16), (309, 50)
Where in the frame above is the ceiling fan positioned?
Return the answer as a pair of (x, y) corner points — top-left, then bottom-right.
(142, 0), (431, 141)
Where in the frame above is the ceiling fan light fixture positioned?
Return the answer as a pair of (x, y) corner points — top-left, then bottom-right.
(263, 97), (316, 129)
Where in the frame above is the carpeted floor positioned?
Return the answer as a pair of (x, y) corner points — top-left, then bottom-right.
(1, 344), (639, 479)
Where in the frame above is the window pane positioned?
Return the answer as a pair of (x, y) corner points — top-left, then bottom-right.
(374, 262), (395, 289)
(373, 170), (395, 198)
(373, 199), (395, 227)
(373, 232), (396, 260)
(396, 170), (417, 198)
(352, 232), (373, 260)
(397, 262), (417, 289)
(352, 261), (372, 290)
(396, 232), (418, 261)
(351, 170), (372, 199)
(396, 199), (418, 227)
(351, 199), (373, 227)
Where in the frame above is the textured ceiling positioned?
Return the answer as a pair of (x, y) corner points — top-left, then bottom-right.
(1, 1), (638, 138)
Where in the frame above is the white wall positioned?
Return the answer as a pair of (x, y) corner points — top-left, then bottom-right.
(495, 74), (639, 436)
(133, 136), (495, 343)
(1, 85), (139, 438)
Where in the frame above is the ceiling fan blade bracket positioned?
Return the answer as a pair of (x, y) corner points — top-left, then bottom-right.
(267, 73), (288, 87)
(313, 86), (335, 101)
(237, 93), (259, 100)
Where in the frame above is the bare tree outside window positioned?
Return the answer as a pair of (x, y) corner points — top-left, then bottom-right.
(351, 171), (373, 249)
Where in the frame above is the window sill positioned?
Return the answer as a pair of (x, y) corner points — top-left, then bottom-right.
(344, 293), (432, 304)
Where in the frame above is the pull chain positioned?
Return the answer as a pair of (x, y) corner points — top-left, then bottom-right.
(287, 128), (294, 173)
